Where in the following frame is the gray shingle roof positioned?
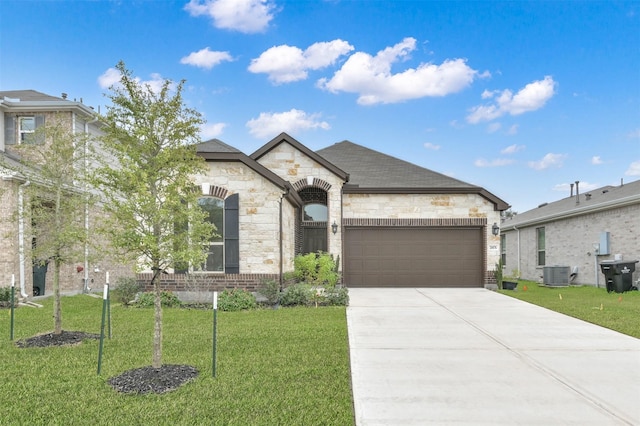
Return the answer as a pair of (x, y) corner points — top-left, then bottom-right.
(0, 90), (64, 102)
(196, 139), (241, 153)
(316, 140), (475, 189)
(502, 179), (640, 229)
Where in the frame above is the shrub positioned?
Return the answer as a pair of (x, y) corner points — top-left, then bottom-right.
(258, 279), (281, 306)
(280, 283), (313, 307)
(326, 287), (349, 306)
(292, 252), (340, 289)
(218, 289), (257, 311)
(135, 291), (182, 308)
(0, 287), (10, 302)
(111, 277), (141, 306)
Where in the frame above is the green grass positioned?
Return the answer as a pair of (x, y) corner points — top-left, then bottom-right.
(500, 281), (640, 338)
(1, 296), (354, 425)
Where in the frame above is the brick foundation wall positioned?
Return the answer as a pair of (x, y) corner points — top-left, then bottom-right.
(137, 273), (281, 293)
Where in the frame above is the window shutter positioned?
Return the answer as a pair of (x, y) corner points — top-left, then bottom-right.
(34, 115), (46, 144)
(224, 193), (239, 274)
(4, 115), (16, 145)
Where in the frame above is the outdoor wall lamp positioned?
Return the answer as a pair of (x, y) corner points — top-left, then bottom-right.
(331, 221), (338, 235)
(492, 222), (500, 236)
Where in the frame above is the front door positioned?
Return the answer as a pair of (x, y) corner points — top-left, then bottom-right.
(302, 225), (327, 254)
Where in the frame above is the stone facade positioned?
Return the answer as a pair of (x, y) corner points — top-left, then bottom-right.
(503, 203), (640, 286)
(257, 141), (345, 264)
(195, 160), (299, 275)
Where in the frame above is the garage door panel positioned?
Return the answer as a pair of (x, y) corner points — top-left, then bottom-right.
(345, 227), (483, 288)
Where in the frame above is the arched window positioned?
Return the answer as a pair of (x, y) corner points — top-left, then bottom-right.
(198, 197), (224, 272)
(298, 187), (328, 254)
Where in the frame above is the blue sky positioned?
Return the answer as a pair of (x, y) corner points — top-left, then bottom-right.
(1, 0), (639, 212)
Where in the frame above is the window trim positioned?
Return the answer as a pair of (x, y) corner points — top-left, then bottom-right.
(198, 196), (225, 273)
(536, 226), (546, 266)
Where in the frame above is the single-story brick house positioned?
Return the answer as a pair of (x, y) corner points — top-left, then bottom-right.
(500, 179), (640, 287)
(148, 132), (509, 291)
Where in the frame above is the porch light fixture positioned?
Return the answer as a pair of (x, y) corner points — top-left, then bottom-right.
(491, 222), (500, 236)
(331, 221), (338, 235)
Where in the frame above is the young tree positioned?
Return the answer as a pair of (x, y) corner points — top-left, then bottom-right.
(2, 114), (91, 334)
(93, 62), (214, 368)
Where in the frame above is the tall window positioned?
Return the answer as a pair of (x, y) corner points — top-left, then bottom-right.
(500, 234), (506, 266)
(19, 117), (36, 143)
(298, 187), (328, 254)
(536, 227), (545, 266)
(199, 197), (224, 272)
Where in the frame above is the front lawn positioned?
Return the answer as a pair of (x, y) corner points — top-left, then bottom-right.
(1, 295), (354, 425)
(500, 281), (640, 338)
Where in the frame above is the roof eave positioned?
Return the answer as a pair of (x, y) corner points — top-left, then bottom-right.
(197, 151), (292, 194)
(1, 100), (97, 118)
(502, 195), (640, 230)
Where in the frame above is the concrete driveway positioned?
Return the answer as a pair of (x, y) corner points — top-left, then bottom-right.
(347, 288), (640, 425)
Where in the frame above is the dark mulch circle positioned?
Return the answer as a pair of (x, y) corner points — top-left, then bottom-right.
(108, 364), (199, 394)
(15, 330), (100, 348)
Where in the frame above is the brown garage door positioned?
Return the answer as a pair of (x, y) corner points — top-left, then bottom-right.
(344, 227), (483, 287)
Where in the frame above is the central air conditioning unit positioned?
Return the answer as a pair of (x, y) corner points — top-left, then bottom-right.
(543, 266), (570, 286)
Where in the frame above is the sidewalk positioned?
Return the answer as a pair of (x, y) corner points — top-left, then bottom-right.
(347, 288), (640, 425)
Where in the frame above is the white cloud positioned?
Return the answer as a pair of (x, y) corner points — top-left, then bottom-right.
(423, 142), (440, 150)
(591, 156), (603, 165)
(507, 124), (519, 135)
(98, 68), (170, 93)
(97, 68), (121, 89)
(467, 76), (556, 123)
(501, 144), (525, 154)
(246, 109), (330, 139)
(474, 158), (515, 167)
(487, 122), (501, 133)
(626, 160), (640, 176)
(528, 152), (567, 170)
(181, 48), (233, 69)
(184, 0), (275, 33)
(249, 40), (354, 84)
(318, 37), (478, 105)
(200, 122), (227, 140)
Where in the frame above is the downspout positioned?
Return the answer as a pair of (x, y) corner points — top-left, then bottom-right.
(18, 180), (31, 299)
(83, 114), (99, 292)
(513, 225), (521, 277)
(279, 188), (287, 290)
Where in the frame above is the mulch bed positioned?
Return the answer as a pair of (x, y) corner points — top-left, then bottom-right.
(15, 330), (100, 348)
(107, 365), (199, 394)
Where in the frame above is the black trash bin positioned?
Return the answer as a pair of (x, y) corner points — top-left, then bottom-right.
(599, 260), (638, 293)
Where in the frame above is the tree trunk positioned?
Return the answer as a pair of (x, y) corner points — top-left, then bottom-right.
(152, 269), (162, 368)
(53, 258), (62, 334)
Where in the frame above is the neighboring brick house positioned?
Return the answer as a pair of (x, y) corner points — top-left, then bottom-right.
(500, 179), (640, 287)
(0, 90), (133, 298)
(146, 132), (509, 292)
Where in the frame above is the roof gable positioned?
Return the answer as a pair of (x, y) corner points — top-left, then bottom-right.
(251, 132), (349, 181)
